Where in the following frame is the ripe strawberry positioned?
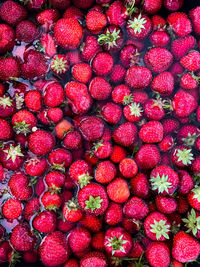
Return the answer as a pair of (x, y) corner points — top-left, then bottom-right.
(112, 84), (131, 105)
(171, 145), (194, 167)
(125, 65), (152, 89)
(104, 227), (132, 257)
(104, 202), (123, 225)
(39, 231), (69, 266)
(92, 52), (114, 76)
(44, 82), (65, 108)
(10, 224), (36, 251)
(170, 15), (192, 37)
(91, 232), (105, 251)
(72, 0), (94, 9)
(86, 10), (107, 34)
(80, 252), (107, 267)
(79, 214), (102, 233)
(72, 63), (92, 84)
(150, 30), (170, 47)
(41, 191), (62, 211)
(144, 47), (173, 73)
(180, 72), (199, 90)
(81, 35), (101, 62)
(189, 6), (200, 35)
(143, 98), (165, 120)
(171, 35), (196, 61)
(106, 1), (126, 27)
(123, 102), (143, 122)
(113, 122), (137, 147)
(2, 199), (23, 220)
(0, 95), (16, 118)
(0, 1), (27, 26)
(89, 77), (112, 100)
(69, 159), (92, 187)
(64, 258), (79, 267)
(55, 119), (73, 139)
(50, 55), (69, 75)
(68, 227), (91, 253)
(63, 130), (82, 150)
(107, 178), (130, 203)
(49, 0), (70, 9)
(33, 210), (56, 233)
(78, 183), (108, 215)
(127, 14), (152, 40)
(0, 143), (24, 170)
(48, 149), (71, 172)
(25, 90), (42, 112)
(180, 51), (200, 71)
(177, 170), (194, 195)
(95, 160), (116, 184)
(146, 242), (170, 267)
(0, 24), (15, 54)
(54, 18), (83, 48)
(150, 165), (179, 195)
(143, 0), (162, 14)
(63, 6), (83, 20)
(120, 44), (140, 68)
(151, 71), (174, 95)
(156, 195), (177, 214)
(0, 57), (20, 82)
(16, 20), (38, 43)
(164, 0), (183, 11)
(139, 121), (163, 143)
(24, 197), (40, 221)
(188, 186), (200, 211)
(23, 249), (38, 263)
(101, 103), (122, 125)
(92, 140), (112, 159)
(79, 116), (105, 141)
(136, 144), (160, 169)
(130, 173), (150, 199)
(45, 171), (66, 191)
(40, 33), (57, 58)
(124, 196), (149, 220)
(119, 158), (138, 178)
(47, 108), (63, 123)
(11, 110), (37, 135)
(0, 119), (13, 140)
(63, 198), (83, 222)
(36, 8), (59, 32)
(172, 231), (200, 263)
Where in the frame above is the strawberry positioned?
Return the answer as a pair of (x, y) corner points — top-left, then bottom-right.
(113, 122), (137, 147)
(86, 10), (107, 34)
(10, 224), (36, 251)
(41, 191), (62, 211)
(89, 77), (112, 101)
(23, 249), (38, 263)
(57, 218), (75, 233)
(92, 52), (114, 76)
(119, 158), (138, 178)
(112, 84), (131, 105)
(104, 227), (132, 257)
(69, 159), (92, 187)
(156, 195), (177, 214)
(64, 258), (79, 267)
(172, 231), (200, 263)
(55, 119), (73, 139)
(123, 102), (143, 122)
(72, 63), (92, 84)
(170, 15), (192, 37)
(36, 8), (59, 32)
(101, 103), (122, 124)
(180, 72), (199, 90)
(80, 252), (107, 267)
(123, 196), (149, 220)
(164, 0), (183, 11)
(25, 0), (46, 10)
(0, 24), (15, 54)
(177, 170), (194, 195)
(63, 131), (82, 150)
(171, 145), (194, 167)
(151, 15), (166, 30)
(171, 35), (196, 61)
(44, 82), (65, 108)
(49, 0), (70, 9)
(107, 178), (130, 203)
(25, 90), (42, 112)
(79, 116), (105, 141)
(135, 144), (161, 169)
(40, 33), (57, 58)
(92, 140), (113, 159)
(11, 110), (37, 135)
(24, 197), (40, 221)
(188, 186), (200, 211)
(81, 35), (101, 62)
(120, 44), (140, 68)
(63, 6), (84, 20)
(63, 198), (83, 222)
(146, 242), (170, 267)
(2, 199), (23, 220)
(33, 210), (57, 233)
(0, 143), (24, 170)
(104, 202), (123, 225)
(143, 0), (162, 14)
(72, 0), (94, 9)
(189, 6), (200, 35)
(16, 20), (38, 43)
(177, 124), (199, 146)
(144, 47), (173, 73)
(150, 165), (179, 195)
(0, 95), (16, 118)
(91, 232), (105, 251)
(125, 65), (152, 89)
(130, 173), (150, 199)
(78, 183), (108, 215)
(180, 51), (200, 71)
(150, 30), (170, 47)
(139, 121), (163, 143)
(95, 160), (116, 184)
(0, 57), (20, 81)
(39, 231), (69, 266)
(0, 241), (12, 263)
(50, 55), (69, 75)
(45, 171), (66, 191)
(151, 71), (174, 95)
(68, 227), (91, 252)
(106, 1), (126, 27)
(79, 214), (102, 233)
(0, 119), (13, 140)
(47, 108), (63, 123)
(127, 14), (152, 40)
(144, 211), (171, 241)
(143, 98), (165, 121)
(0, 1), (27, 26)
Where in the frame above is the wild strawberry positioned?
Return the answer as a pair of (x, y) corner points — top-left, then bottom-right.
(0, 1), (27, 26)
(25, 90), (42, 112)
(119, 158), (138, 178)
(16, 20), (38, 43)
(189, 6), (200, 35)
(113, 122), (137, 147)
(144, 47), (173, 73)
(143, 98), (165, 120)
(107, 178), (130, 203)
(135, 144), (161, 169)
(127, 14), (152, 40)
(101, 103), (122, 124)
(0, 143), (24, 170)
(79, 116), (105, 141)
(171, 35), (196, 60)
(54, 18), (83, 49)
(92, 52), (114, 76)
(89, 77), (112, 100)
(10, 224), (36, 252)
(86, 10), (107, 34)
(104, 227), (132, 257)
(0, 24), (15, 54)
(41, 191), (62, 211)
(2, 199), (23, 220)
(150, 165), (179, 195)
(0, 57), (20, 82)
(79, 214), (102, 233)
(130, 173), (150, 199)
(123, 102), (143, 122)
(172, 231), (200, 263)
(28, 130), (55, 156)
(171, 145), (194, 167)
(180, 51), (200, 71)
(124, 196), (149, 220)
(39, 231), (69, 266)
(0, 119), (13, 140)
(68, 227), (91, 253)
(150, 30), (170, 47)
(104, 202), (123, 226)
(78, 183), (108, 215)
(24, 197), (40, 221)
(146, 242), (170, 267)
(156, 195), (177, 214)
(125, 65), (152, 89)
(36, 8), (59, 32)
(50, 55), (70, 75)
(139, 121), (163, 143)
(63, 198), (83, 222)
(80, 252), (107, 267)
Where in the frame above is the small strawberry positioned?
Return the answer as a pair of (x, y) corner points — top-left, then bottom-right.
(16, 20), (39, 43)
(171, 145), (194, 167)
(123, 196), (149, 220)
(11, 110), (37, 135)
(112, 84), (131, 105)
(107, 178), (130, 203)
(72, 63), (92, 84)
(123, 102), (143, 122)
(50, 55), (70, 75)
(33, 210), (57, 233)
(41, 191), (62, 211)
(0, 143), (24, 170)
(63, 198), (83, 222)
(104, 227), (132, 257)
(0, 57), (20, 82)
(47, 108), (63, 123)
(125, 65), (152, 89)
(68, 227), (91, 253)
(180, 51), (200, 71)
(146, 242), (170, 267)
(127, 14), (152, 40)
(135, 144), (161, 169)
(0, 24), (15, 54)
(164, 0), (183, 11)
(79, 116), (105, 141)
(139, 121), (163, 143)
(104, 202), (123, 226)
(178, 170), (194, 195)
(156, 195), (177, 214)
(24, 157), (46, 177)
(188, 186), (200, 211)
(143, 0), (162, 14)
(92, 52), (114, 76)
(2, 199), (23, 220)
(45, 171), (66, 191)
(63, 6), (83, 20)
(89, 77), (112, 101)
(40, 33), (57, 58)
(119, 158), (138, 178)
(86, 10), (107, 34)
(171, 35), (196, 60)
(95, 160), (116, 184)
(101, 103), (122, 125)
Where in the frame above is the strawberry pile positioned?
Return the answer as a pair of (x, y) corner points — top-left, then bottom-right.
(1, 0), (200, 266)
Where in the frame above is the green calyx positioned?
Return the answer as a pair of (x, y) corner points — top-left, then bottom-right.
(78, 172), (93, 188)
(9, 252), (21, 267)
(129, 102), (143, 117)
(123, 94), (133, 105)
(13, 121), (31, 135)
(19, 0), (29, 5)
(128, 14), (147, 34)
(50, 163), (66, 172)
(98, 28), (121, 50)
(92, 141), (104, 152)
(66, 198), (79, 211)
(85, 195), (103, 212)
(182, 209), (200, 236)
(176, 148), (194, 165)
(182, 133), (198, 147)
(0, 95), (12, 109)
(125, 0), (138, 16)
(51, 56), (68, 74)
(150, 173), (172, 194)
(3, 144), (24, 162)
(150, 219), (170, 240)
(106, 235), (128, 255)
(192, 187), (200, 202)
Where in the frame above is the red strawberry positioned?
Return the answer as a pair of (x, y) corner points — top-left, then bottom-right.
(171, 35), (196, 61)
(25, 0), (46, 10)
(92, 52), (114, 76)
(63, 131), (82, 150)
(72, 0), (94, 9)
(0, 1), (27, 26)
(119, 158), (138, 178)
(104, 202), (123, 225)
(0, 95), (16, 118)
(80, 252), (107, 267)
(104, 227), (132, 257)
(79, 214), (102, 233)
(63, 6), (83, 20)
(2, 199), (23, 220)
(123, 102), (143, 122)
(151, 71), (174, 95)
(79, 116), (105, 141)
(40, 33), (57, 58)
(156, 195), (177, 214)
(24, 197), (40, 221)
(54, 18), (83, 49)
(95, 160), (116, 184)
(68, 227), (91, 253)
(47, 108), (63, 123)
(123, 196), (149, 220)
(112, 84), (131, 105)
(135, 144), (160, 169)
(10, 224), (36, 252)
(125, 65), (152, 89)
(63, 198), (83, 222)
(81, 35), (101, 62)
(11, 110), (37, 135)
(188, 186), (200, 211)
(143, 98), (165, 121)
(151, 15), (166, 30)
(24, 157), (47, 177)
(36, 8), (59, 32)
(64, 258), (79, 267)
(127, 14), (152, 40)
(144, 47), (173, 73)
(120, 44), (140, 68)
(107, 178), (130, 203)
(78, 183), (108, 215)
(164, 0), (183, 11)
(180, 51), (200, 71)
(50, 55), (69, 75)
(150, 30), (170, 47)
(0, 119), (13, 140)
(91, 232), (105, 251)
(25, 90), (42, 112)
(0, 57), (20, 81)
(143, 0), (162, 14)
(189, 6), (200, 35)
(172, 231), (200, 263)
(171, 145), (194, 167)
(0, 24), (15, 54)
(86, 10), (107, 34)
(0, 143), (24, 170)
(106, 1), (126, 27)
(23, 249), (38, 263)
(45, 171), (66, 191)
(44, 82), (65, 108)
(146, 242), (170, 267)
(72, 63), (92, 84)
(178, 170), (194, 195)
(49, 0), (70, 9)
(39, 231), (69, 266)
(89, 77), (112, 100)
(33, 210), (57, 233)
(159, 135), (174, 152)
(16, 20), (38, 43)
(101, 103), (122, 125)
(41, 192), (62, 211)
(139, 121), (163, 143)
(113, 122), (137, 147)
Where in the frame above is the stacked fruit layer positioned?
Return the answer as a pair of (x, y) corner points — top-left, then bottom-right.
(0, 0), (200, 266)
